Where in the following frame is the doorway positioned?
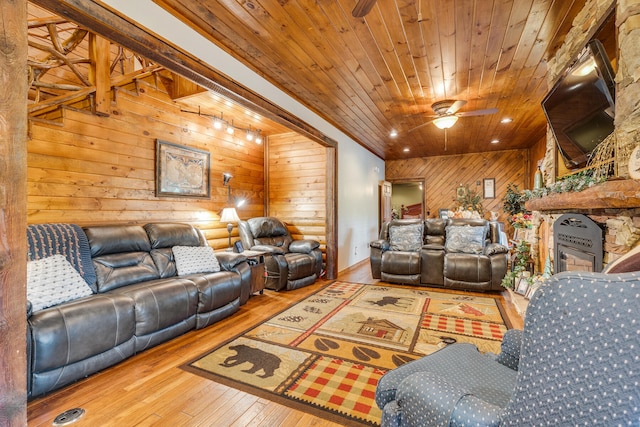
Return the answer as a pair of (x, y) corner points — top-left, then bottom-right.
(390, 180), (425, 219)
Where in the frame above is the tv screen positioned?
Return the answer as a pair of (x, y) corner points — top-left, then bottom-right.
(542, 39), (616, 170)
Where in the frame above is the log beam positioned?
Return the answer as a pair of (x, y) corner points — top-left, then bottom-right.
(0, 0), (29, 425)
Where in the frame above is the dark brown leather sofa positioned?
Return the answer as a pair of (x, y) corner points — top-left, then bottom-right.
(370, 218), (509, 291)
(26, 222), (250, 398)
(238, 217), (323, 291)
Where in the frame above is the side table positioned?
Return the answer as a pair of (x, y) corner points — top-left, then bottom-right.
(241, 250), (268, 296)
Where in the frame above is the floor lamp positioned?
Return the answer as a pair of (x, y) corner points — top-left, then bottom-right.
(221, 173), (240, 251)
(220, 206), (240, 251)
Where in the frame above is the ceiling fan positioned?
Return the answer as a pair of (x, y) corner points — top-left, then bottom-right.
(408, 100), (498, 132)
(352, 0), (377, 17)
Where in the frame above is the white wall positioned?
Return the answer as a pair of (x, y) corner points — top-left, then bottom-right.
(338, 140), (385, 271)
(104, 0), (385, 272)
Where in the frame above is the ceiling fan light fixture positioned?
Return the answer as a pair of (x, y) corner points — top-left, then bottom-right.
(433, 115), (458, 129)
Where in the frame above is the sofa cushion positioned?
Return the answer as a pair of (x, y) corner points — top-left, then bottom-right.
(389, 223), (424, 251)
(246, 217), (293, 249)
(172, 245), (221, 275)
(92, 252), (160, 292)
(27, 255), (94, 312)
(28, 293), (135, 372)
(445, 225), (486, 254)
(84, 225), (151, 257)
(145, 223), (203, 249)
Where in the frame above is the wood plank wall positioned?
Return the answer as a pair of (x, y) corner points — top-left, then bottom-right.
(267, 132), (327, 256)
(27, 76), (265, 250)
(386, 149), (528, 236)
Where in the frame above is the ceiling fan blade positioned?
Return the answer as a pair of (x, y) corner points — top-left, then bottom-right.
(352, 0), (377, 17)
(407, 118), (436, 133)
(446, 100), (467, 114)
(456, 108), (498, 117)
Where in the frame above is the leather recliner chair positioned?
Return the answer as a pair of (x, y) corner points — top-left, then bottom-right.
(238, 216), (323, 291)
(370, 218), (508, 291)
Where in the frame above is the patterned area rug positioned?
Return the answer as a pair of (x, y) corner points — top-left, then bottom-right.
(182, 281), (512, 426)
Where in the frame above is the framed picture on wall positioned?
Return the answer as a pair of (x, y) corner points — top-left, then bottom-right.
(156, 139), (211, 198)
(483, 178), (495, 199)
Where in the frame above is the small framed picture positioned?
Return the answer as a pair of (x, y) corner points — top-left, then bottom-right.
(515, 276), (529, 295)
(483, 178), (495, 199)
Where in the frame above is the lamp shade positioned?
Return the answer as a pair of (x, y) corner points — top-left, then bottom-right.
(220, 207), (240, 223)
(433, 115), (458, 129)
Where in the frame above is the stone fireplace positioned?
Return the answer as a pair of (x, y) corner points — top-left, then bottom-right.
(553, 213), (604, 273)
(525, 0), (640, 274)
(526, 182), (640, 274)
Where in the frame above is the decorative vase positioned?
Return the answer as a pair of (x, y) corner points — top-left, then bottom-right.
(534, 166), (543, 189)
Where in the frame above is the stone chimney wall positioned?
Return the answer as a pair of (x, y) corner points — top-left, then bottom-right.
(528, 0), (640, 274)
(541, 0), (640, 182)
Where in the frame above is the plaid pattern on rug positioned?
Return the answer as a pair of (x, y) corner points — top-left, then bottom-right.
(182, 282), (511, 426)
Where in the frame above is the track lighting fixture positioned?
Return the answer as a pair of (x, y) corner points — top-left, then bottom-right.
(181, 107), (266, 142)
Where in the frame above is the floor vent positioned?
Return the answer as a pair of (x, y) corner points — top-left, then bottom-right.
(53, 408), (85, 426)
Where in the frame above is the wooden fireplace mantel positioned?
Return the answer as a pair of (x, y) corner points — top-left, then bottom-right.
(525, 179), (640, 212)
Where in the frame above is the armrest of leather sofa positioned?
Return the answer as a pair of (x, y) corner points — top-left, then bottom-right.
(250, 244), (286, 255)
(288, 239), (320, 254)
(495, 329), (523, 370)
(370, 239), (390, 251)
(484, 243), (509, 256)
(215, 252), (248, 270)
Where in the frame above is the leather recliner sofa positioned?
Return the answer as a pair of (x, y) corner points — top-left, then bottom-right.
(370, 218), (509, 291)
(26, 222), (251, 398)
(238, 216), (323, 291)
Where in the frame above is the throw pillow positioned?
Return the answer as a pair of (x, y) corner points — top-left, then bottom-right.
(389, 223), (424, 251)
(27, 254), (94, 312)
(445, 225), (486, 254)
(172, 245), (221, 275)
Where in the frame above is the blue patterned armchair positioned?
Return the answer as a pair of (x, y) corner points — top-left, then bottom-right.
(375, 271), (640, 426)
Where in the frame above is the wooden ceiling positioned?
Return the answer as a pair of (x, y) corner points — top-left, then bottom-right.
(151, 0), (592, 160)
(28, 1), (615, 161)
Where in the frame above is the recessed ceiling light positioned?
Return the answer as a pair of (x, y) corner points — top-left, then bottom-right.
(390, 129), (398, 138)
(500, 117), (513, 123)
(403, 147), (410, 152)
(491, 139), (500, 144)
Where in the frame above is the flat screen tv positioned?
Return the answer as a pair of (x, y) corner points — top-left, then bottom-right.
(542, 39), (616, 170)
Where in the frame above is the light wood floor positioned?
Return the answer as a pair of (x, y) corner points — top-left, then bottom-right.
(27, 261), (523, 426)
